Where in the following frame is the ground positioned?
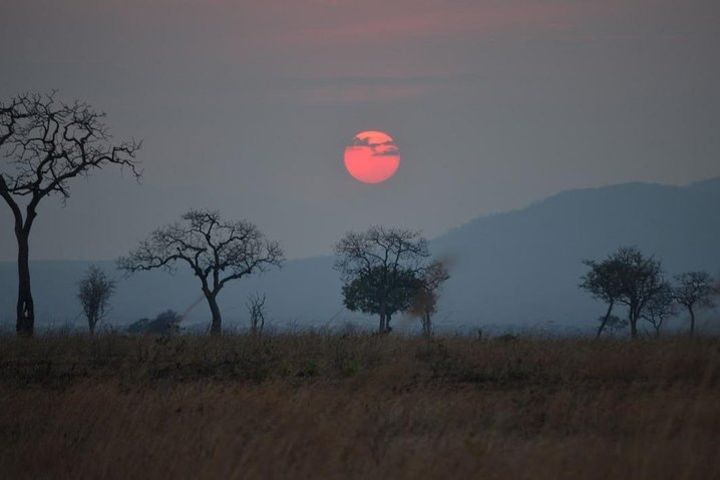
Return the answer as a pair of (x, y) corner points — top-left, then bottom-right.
(1, 333), (719, 479)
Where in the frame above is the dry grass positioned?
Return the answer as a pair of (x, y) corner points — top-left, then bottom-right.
(1, 333), (719, 479)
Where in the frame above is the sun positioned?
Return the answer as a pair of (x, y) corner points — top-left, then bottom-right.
(343, 130), (400, 184)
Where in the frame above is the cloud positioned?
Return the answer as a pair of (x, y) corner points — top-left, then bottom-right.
(373, 148), (400, 157)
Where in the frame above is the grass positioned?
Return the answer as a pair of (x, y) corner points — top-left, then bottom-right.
(1, 333), (719, 479)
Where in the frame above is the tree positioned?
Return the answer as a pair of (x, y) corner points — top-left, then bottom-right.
(247, 293), (267, 336)
(673, 271), (715, 335)
(580, 257), (625, 338)
(641, 282), (675, 338)
(335, 226), (430, 333)
(342, 266), (422, 332)
(581, 247), (666, 339)
(0, 92), (141, 336)
(408, 260), (450, 337)
(118, 209), (283, 335)
(613, 247), (667, 339)
(77, 265), (115, 335)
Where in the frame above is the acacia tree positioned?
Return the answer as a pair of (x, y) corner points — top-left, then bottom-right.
(581, 247), (666, 339)
(0, 92), (141, 335)
(612, 247), (666, 339)
(641, 282), (675, 338)
(342, 266), (421, 332)
(335, 226), (430, 333)
(673, 271), (715, 335)
(408, 260), (450, 337)
(119, 209), (283, 335)
(77, 265), (116, 335)
(580, 257), (625, 338)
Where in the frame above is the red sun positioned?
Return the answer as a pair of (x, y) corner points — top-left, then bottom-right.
(343, 130), (400, 184)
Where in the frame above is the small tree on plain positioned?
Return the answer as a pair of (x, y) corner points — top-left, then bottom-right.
(119, 209), (283, 335)
(641, 282), (675, 338)
(247, 293), (267, 336)
(342, 266), (421, 333)
(77, 265), (115, 334)
(335, 226), (430, 333)
(408, 260), (450, 337)
(0, 92), (141, 336)
(673, 271), (715, 335)
(580, 256), (625, 338)
(581, 247), (666, 339)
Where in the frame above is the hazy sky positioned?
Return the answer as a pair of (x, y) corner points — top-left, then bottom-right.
(1, 0), (719, 260)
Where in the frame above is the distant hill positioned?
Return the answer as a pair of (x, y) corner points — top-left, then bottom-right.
(433, 178), (720, 332)
(1, 179), (719, 334)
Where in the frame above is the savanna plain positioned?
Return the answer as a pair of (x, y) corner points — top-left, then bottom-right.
(1, 333), (719, 479)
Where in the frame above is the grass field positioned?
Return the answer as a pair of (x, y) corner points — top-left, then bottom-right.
(1, 333), (719, 479)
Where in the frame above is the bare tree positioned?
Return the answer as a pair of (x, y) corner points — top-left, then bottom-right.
(673, 271), (715, 335)
(0, 92), (141, 336)
(118, 209), (283, 335)
(641, 282), (675, 338)
(246, 293), (267, 336)
(408, 260), (450, 337)
(335, 226), (430, 333)
(77, 265), (116, 335)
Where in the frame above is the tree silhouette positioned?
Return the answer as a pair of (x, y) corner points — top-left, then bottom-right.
(0, 92), (141, 336)
(342, 266), (421, 332)
(641, 282), (675, 337)
(581, 247), (666, 339)
(580, 256), (625, 338)
(408, 260), (450, 337)
(247, 292), (267, 336)
(119, 209), (283, 335)
(77, 265), (116, 335)
(335, 226), (430, 333)
(673, 271), (715, 335)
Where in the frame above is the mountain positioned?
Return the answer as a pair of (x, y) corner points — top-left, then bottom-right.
(1, 179), (719, 334)
(433, 178), (720, 332)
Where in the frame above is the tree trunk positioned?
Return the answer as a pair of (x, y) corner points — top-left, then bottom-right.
(16, 233), (34, 337)
(596, 300), (614, 339)
(688, 306), (695, 336)
(423, 312), (432, 338)
(385, 313), (392, 333)
(628, 307), (638, 339)
(2, 182), (35, 336)
(378, 301), (389, 334)
(207, 294), (222, 335)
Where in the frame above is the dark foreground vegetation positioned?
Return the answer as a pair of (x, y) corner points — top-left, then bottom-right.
(1, 333), (719, 479)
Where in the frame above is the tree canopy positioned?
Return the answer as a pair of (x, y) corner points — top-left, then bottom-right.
(335, 226), (431, 333)
(581, 246), (667, 338)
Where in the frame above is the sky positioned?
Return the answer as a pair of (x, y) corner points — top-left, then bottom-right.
(1, 0), (719, 261)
